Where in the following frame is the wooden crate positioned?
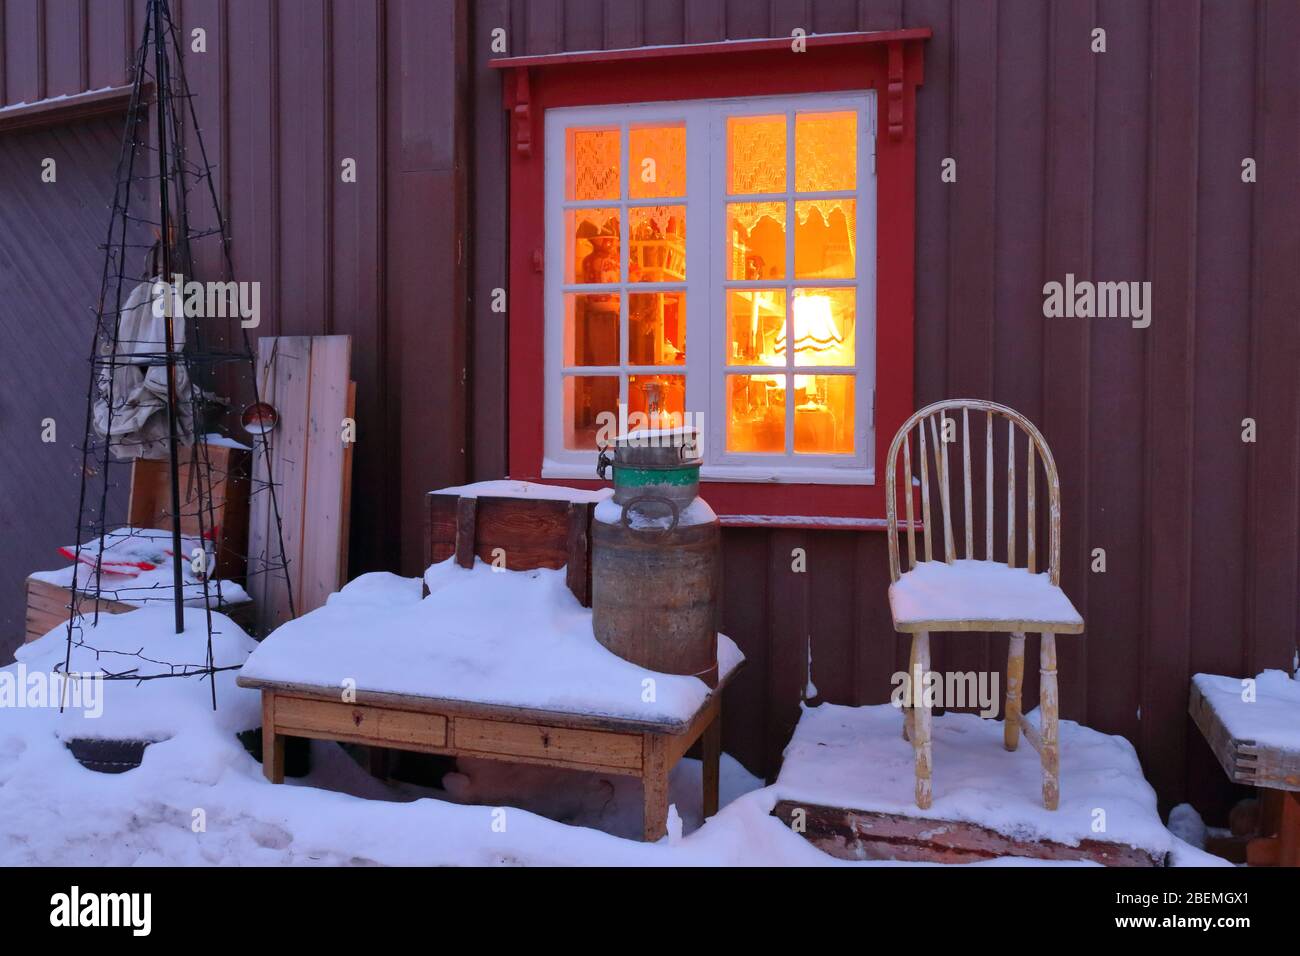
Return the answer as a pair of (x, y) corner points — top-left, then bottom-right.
(128, 443), (251, 580)
(426, 492), (595, 606)
(1189, 678), (1300, 865)
(24, 575), (256, 644)
(24, 576), (135, 644)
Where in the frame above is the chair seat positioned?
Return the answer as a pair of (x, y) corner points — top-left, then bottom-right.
(889, 559), (1084, 634)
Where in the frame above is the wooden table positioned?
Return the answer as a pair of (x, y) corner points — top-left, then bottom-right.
(239, 673), (733, 842)
(1190, 676), (1300, 866)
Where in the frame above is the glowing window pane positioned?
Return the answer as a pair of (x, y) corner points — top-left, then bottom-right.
(563, 376), (619, 451)
(786, 289), (855, 367)
(629, 292), (686, 366)
(795, 199), (856, 279)
(629, 125), (685, 199)
(794, 375), (854, 455)
(629, 205), (686, 282)
(727, 201), (786, 280)
(726, 289), (786, 367)
(567, 208), (621, 285)
(564, 293), (620, 367)
(795, 112), (857, 191)
(726, 374), (786, 453)
(728, 115), (786, 194)
(629, 374), (687, 431)
(567, 128), (620, 200)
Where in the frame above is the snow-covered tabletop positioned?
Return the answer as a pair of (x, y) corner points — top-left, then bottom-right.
(889, 559), (1083, 632)
(1190, 670), (1300, 754)
(774, 702), (1177, 859)
(240, 559), (742, 729)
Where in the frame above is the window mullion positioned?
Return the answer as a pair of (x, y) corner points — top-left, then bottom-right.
(619, 123), (630, 411)
(689, 106), (716, 464)
(784, 109), (796, 458)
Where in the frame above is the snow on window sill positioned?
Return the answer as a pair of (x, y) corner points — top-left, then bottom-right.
(540, 457), (874, 487)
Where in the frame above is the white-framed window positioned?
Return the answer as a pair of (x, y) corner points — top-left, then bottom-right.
(542, 91), (876, 484)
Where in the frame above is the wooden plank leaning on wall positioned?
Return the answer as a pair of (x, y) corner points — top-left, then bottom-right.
(247, 335), (355, 637)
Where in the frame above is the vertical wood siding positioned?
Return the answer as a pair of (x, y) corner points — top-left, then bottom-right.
(0, 0), (472, 589)
(468, 0), (1300, 814)
(3, 1), (1297, 819)
(0, 115), (130, 660)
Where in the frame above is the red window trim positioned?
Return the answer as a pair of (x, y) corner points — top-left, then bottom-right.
(491, 30), (929, 522)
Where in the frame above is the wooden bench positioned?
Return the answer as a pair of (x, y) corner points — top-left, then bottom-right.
(242, 674), (731, 842)
(1189, 674), (1300, 866)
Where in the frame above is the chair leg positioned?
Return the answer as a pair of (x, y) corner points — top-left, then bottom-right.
(911, 631), (933, 810)
(902, 635), (919, 742)
(1004, 632), (1026, 751)
(1040, 633), (1059, 810)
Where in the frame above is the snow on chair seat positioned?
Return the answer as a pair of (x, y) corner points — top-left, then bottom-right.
(889, 559), (1083, 634)
(885, 399), (1085, 813)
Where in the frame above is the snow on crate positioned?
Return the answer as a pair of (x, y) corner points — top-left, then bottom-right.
(431, 479), (611, 504)
(13, 607), (260, 742)
(241, 560), (742, 726)
(773, 702), (1179, 860)
(31, 527), (250, 608)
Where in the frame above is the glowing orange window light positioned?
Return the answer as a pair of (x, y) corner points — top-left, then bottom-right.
(776, 294), (844, 360)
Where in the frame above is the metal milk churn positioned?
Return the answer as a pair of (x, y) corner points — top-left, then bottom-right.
(592, 426), (720, 687)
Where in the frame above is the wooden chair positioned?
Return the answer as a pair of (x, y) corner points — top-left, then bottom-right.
(885, 400), (1083, 810)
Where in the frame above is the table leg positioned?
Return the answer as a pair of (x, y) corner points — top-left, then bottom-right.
(261, 692), (285, 784)
(642, 735), (670, 842)
(1280, 792), (1300, 867)
(702, 711), (721, 820)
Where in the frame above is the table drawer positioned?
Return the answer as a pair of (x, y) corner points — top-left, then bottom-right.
(275, 696), (447, 750)
(454, 718), (642, 772)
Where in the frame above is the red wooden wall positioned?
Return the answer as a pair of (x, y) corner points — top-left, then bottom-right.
(467, 0), (1300, 818)
(2, 0), (1297, 820)
(1, 0), (472, 587)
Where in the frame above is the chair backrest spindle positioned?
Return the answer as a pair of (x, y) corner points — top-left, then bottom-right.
(984, 410), (994, 561)
(1006, 419), (1016, 568)
(903, 433), (916, 570)
(1027, 441), (1037, 574)
(930, 414), (955, 564)
(962, 408), (973, 559)
(918, 420), (933, 562)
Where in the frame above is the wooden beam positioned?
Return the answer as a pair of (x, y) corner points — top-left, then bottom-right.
(487, 29), (933, 70)
(771, 801), (1162, 866)
(454, 496), (478, 569)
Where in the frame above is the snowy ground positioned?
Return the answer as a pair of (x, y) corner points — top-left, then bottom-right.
(0, 695), (1223, 866)
(0, 570), (1227, 867)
